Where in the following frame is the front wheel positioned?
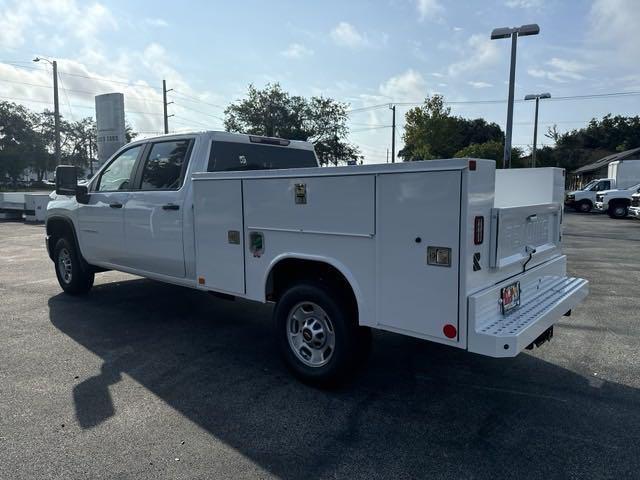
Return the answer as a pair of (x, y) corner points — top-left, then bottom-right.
(575, 200), (593, 213)
(608, 204), (628, 219)
(54, 237), (94, 295)
(273, 282), (369, 387)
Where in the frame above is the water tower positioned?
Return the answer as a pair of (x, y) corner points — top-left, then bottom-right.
(95, 93), (126, 166)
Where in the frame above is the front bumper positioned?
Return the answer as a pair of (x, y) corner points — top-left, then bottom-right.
(467, 256), (589, 358)
(630, 207), (640, 219)
(595, 201), (607, 211)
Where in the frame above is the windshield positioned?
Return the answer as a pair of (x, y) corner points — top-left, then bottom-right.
(581, 180), (598, 191)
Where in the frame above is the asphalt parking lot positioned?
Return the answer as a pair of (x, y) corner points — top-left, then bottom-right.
(1, 212), (639, 479)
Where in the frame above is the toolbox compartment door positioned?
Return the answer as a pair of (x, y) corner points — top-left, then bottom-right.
(376, 170), (462, 341)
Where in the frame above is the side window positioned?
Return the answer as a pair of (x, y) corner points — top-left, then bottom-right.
(140, 140), (191, 190)
(97, 145), (142, 192)
(598, 181), (611, 191)
(207, 141), (318, 172)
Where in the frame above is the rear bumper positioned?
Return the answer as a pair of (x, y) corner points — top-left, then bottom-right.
(467, 256), (589, 358)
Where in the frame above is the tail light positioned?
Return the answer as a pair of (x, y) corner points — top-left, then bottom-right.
(474, 216), (484, 245)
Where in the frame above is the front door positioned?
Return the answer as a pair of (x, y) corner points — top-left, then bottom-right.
(123, 138), (193, 278)
(77, 145), (143, 266)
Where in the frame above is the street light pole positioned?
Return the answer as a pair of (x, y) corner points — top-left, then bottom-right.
(389, 104), (396, 163)
(524, 92), (551, 168)
(33, 57), (61, 165)
(491, 24), (540, 169)
(504, 33), (517, 169)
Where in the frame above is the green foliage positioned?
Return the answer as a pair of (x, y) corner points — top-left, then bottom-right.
(224, 83), (360, 166)
(0, 101), (136, 183)
(453, 140), (524, 167)
(399, 95), (503, 161)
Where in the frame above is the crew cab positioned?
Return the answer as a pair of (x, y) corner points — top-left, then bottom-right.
(595, 183), (640, 218)
(46, 131), (589, 385)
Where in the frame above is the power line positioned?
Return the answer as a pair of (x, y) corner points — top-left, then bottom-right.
(173, 102), (225, 121)
(171, 90), (226, 110)
(0, 94), (163, 116)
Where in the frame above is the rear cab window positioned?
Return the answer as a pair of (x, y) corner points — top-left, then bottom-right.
(139, 139), (193, 190)
(207, 140), (317, 172)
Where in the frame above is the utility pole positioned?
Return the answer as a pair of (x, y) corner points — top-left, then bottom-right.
(88, 135), (94, 176)
(33, 57), (61, 165)
(386, 148), (389, 163)
(389, 104), (396, 163)
(162, 79), (174, 134)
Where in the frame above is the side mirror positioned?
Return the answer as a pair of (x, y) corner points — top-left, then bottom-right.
(55, 165), (78, 196)
(76, 184), (90, 204)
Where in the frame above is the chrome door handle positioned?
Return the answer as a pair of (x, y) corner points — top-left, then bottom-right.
(109, 202), (123, 209)
(162, 204), (180, 210)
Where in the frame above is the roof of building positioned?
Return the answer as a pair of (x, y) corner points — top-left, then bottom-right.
(573, 147), (640, 174)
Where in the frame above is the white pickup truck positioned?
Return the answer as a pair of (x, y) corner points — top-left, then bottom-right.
(46, 131), (588, 385)
(566, 159), (640, 213)
(595, 183), (640, 218)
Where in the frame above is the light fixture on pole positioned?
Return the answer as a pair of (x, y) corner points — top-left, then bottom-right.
(524, 92), (551, 168)
(491, 23), (540, 169)
(33, 57), (61, 165)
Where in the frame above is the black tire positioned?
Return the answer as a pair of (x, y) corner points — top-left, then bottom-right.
(575, 200), (592, 213)
(273, 282), (369, 387)
(53, 237), (94, 295)
(608, 204), (628, 219)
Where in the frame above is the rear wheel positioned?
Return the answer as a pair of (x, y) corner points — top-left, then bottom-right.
(274, 282), (369, 386)
(575, 200), (592, 213)
(54, 237), (94, 295)
(608, 203), (628, 219)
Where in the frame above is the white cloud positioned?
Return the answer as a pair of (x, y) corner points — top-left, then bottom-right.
(505, 0), (544, 7)
(330, 22), (369, 49)
(527, 57), (592, 83)
(0, 0), (117, 50)
(467, 81), (493, 88)
(447, 34), (499, 77)
(379, 69), (428, 102)
(144, 18), (169, 28)
(590, 0), (640, 62)
(416, 0), (444, 21)
(281, 43), (314, 59)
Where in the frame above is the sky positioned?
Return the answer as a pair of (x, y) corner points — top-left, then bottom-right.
(1, 0), (639, 164)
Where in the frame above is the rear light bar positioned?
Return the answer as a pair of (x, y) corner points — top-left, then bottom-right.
(474, 216), (484, 245)
(249, 135), (290, 146)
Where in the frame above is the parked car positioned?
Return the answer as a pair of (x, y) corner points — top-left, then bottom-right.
(595, 183), (640, 218)
(565, 159), (640, 213)
(45, 131), (588, 385)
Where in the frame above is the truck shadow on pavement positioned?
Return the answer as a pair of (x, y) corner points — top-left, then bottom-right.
(48, 277), (640, 479)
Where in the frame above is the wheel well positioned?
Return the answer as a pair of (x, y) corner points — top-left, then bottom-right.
(580, 199), (593, 206)
(46, 217), (76, 259)
(266, 258), (358, 317)
(609, 198), (630, 207)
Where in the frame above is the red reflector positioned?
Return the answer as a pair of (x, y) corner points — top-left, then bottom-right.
(469, 160), (476, 171)
(443, 324), (457, 339)
(474, 216), (484, 245)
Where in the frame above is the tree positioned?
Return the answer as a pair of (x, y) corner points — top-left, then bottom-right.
(399, 95), (503, 161)
(224, 83), (360, 166)
(0, 101), (50, 183)
(454, 140), (524, 167)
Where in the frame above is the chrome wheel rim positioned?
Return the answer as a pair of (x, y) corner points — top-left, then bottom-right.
(57, 248), (72, 284)
(287, 301), (335, 368)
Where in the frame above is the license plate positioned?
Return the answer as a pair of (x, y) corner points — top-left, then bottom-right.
(500, 281), (520, 315)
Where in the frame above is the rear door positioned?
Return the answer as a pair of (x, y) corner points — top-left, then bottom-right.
(123, 138), (193, 277)
(376, 170), (462, 340)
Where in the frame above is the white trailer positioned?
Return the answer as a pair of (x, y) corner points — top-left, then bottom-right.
(46, 132), (588, 385)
